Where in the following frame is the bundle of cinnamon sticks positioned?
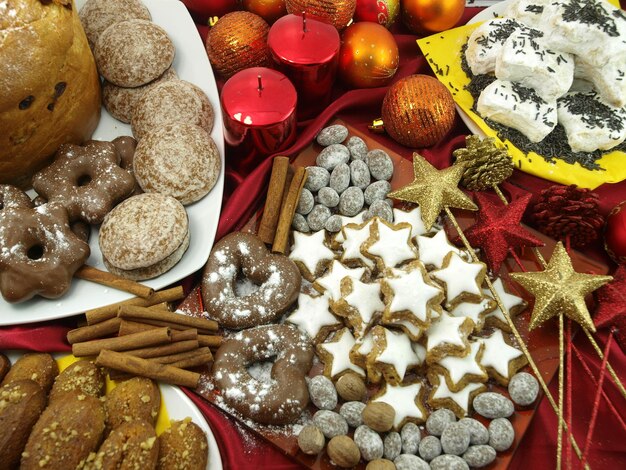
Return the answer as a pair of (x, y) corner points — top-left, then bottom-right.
(67, 286), (222, 389)
(257, 156), (308, 254)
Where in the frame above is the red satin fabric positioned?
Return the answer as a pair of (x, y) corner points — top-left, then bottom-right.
(1, 4), (626, 470)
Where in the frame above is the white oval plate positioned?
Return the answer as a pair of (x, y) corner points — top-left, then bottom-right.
(0, 0), (224, 325)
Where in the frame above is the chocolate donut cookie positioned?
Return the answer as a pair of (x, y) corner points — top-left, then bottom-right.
(131, 79), (214, 140)
(99, 193), (189, 280)
(94, 19), (174, 87)
(32, 141), (135, 225)
(0, 185), (33, 212)
(0, 202), (90, 303)
(103, 67), (178, 124)
(133, 123), (221, 205)
(79, 0), (152, 48)
(111, 135), (142, 196)
(213, 324), (314, 425)
(202, 232), (301, 329)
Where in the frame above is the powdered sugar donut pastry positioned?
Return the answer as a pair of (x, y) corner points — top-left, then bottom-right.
(131, 79), (214, 140)
(213, 324), (313, 425)
(79, 0), (151, 48)
(201, 232), (301, 329)
(99, 193), (189, 280)
(94, 20), (174, 87)
(133, 123), (221, 205)
(477, 79), (557, 143)
(103, 67), (178, 124)
(465, 18), (524, 75)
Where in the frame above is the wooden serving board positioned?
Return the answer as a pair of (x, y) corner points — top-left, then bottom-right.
(181, 120), (609, 469)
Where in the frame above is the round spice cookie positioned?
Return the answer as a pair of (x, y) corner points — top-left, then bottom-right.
(133, 123), (221, 205)
(102, 67), (178, 124)
(79, 0), (152, 48)
(99, 193), (189, 280)
(131, 79), (214, 140)
(94, 20), (174, 87)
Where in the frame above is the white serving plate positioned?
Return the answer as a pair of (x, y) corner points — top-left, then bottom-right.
(0, 0), (224, 325)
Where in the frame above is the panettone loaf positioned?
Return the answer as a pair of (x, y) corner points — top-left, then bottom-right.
(0, 0), (101, 188)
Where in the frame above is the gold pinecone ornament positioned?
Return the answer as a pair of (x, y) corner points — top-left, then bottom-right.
(453, 135), (514, 191)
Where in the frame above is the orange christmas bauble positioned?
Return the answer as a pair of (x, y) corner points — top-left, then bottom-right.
(242, 0), (287, 23)
(402, 0), (465, 35)
(205, 11), (271, 78)
(285, 0), (356, 30)
(381, 75), (456, 147)
(338, 22), (399, 88)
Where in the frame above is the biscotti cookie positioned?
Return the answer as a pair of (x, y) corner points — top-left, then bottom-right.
(99, 193), (189, 280)
(133, 123), (220, 205)
(94, 19), (174, 87)
(131, 79), (214, 140)
(79, 0), (152, 48)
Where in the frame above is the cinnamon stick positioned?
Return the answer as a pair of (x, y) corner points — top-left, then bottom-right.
(72, 327), (171, 357)
(272, 166), (308, 254)
(148, 302), (172, 311)
(67, 317), (122, 344)
(198, 334), (223, 349)
(124, 340), (199, 359)
(118, 321), (198, 342)
(150, 347), (212, 365)
(85, 286), (185, 325)
(118, 305), (219, 333)
(96, 350), (200, 388)
(75, 265), (154, 299)
(258, 156), (291, 244)
(168, 350), (214, 370)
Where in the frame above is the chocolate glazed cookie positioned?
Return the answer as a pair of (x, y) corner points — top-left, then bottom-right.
(201, 232), (301, 329)
(213, 324), (313, 425)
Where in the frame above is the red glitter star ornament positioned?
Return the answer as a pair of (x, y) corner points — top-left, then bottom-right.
(594, 265), (626, 350)
(465, 193), (544, 273)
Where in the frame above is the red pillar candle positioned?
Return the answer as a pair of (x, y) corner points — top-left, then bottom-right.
(220, 67), (298, 157)
(267, 13), (340, 119)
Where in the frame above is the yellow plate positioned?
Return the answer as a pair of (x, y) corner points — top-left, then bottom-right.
(417, 0), (623, 189)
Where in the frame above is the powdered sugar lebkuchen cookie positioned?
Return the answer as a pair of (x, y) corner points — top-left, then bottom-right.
(201, 232), (301, 329)
(0, 184), (33, 213)
(99, 193), (189, 280)
(131, 79), (215, 140)
(79, 0), (152, 49)
(102, 67), (178, 124)
(133, 123), (221, 205)
(94, 19), (174, 88)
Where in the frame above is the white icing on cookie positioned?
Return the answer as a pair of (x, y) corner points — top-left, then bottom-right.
(318, 328), (365, 377)
(373, 382), (426, 428)
(334, 212), (366, 243)
(430, 253), (485, 306)
(416, 229), (462, 269)
(478, 329), (524, 379)
(375, 328), (421, 382)
(393, 206), (430, 239)
(437, 341), (486, 388)
(315, 260), (366, 301)
(482, 278), (525, 324)
(426, 311), (470, 352)
(343, 278), (385, 336)
(366, 219), (417, 269)
(354, 331), (374, 356)
(431, 374), (484, 415)
(290, 230), (334, 276)
(384, 318), (425, 340)
(384, 266), (442, 324)
(449, 298), (494, 329)
(413, 342), (426, 365)
(341, 220), (375, 269)
(285, 292), (341, 341)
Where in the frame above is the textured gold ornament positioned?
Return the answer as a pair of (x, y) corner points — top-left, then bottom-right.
(388, 153), (477, 230)
(206, 11), (271, 78)
(381, 75), (456, 148)
(509, 242), (612, 332)
(285, 0), (356, 30)
(453, 135), (514, 191)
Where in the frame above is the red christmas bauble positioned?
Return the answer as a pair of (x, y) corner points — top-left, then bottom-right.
(338, 22), (399, 88)
(285, 0), (356, 30)
(180, 0), (239, 24)
(402, 0), (465, 35)
(242, 0), (287, 23)
(605, 201), (626, 264)
(354, 0), (400, 28)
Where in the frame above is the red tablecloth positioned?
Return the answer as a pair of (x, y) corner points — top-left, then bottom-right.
(1, 3), (626, 470)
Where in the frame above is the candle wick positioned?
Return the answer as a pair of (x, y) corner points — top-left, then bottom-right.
(257, 75), (263, 92)
(302, 11), (307, 33)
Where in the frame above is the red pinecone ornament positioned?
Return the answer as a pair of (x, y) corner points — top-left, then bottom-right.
(528, 185), (604, 248)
